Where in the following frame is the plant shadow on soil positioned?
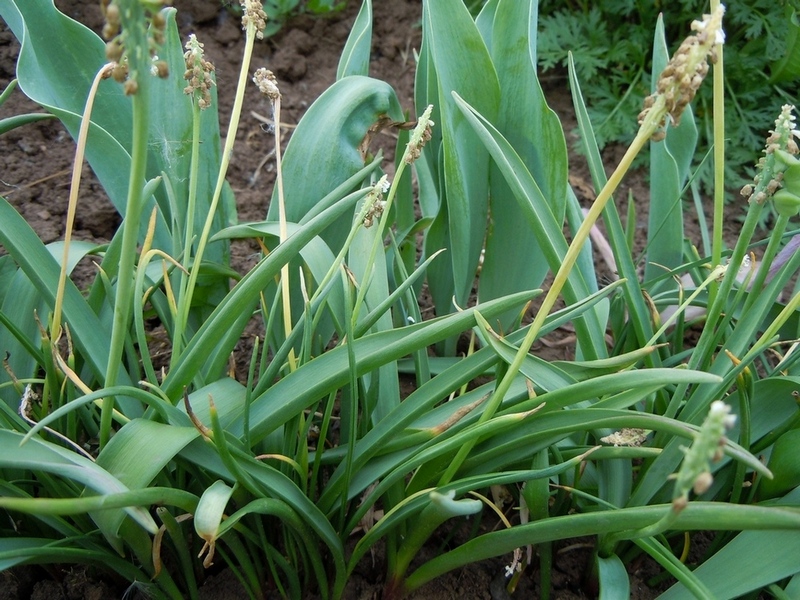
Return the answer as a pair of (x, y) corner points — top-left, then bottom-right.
(0, 1), (750, 598)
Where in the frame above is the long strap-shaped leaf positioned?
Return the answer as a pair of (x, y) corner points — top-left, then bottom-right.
(0, 430), (156, 534)
(162, 187), (371, 398)
(225, 289), (537, 442)
(401, 502), (800, 595)
(0, 199), (137, 404)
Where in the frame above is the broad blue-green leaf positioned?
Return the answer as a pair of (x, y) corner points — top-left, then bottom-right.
(267, 76), (403, 253)
(644, 16), (697, 287)
(422, 0), (500, 306)
(413, 32), (457, 330)
(0, 0), (132, 219)
(452, 93), (607, 356)
(598, 554), (630, 600)
(474, 0), (501, 43)
(336, 0), (372, 79)
(477, 0), (569, 328)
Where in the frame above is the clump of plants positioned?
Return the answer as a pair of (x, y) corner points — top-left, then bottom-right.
(1, 1), (800, 599)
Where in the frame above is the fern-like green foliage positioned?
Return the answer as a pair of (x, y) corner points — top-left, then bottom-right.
(538, 0), (800, 195)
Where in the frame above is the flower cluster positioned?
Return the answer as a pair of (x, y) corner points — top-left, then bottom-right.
(183, 34), (216, 110)
(405, 104), (434, 165)
(638, 5), (725, 140)
(741, 105), (800, 214)
(241, 0), (268, 40)
(100, 0), (170, 94)
(672, 400), (736, 511)
(362, 176), (390, 228)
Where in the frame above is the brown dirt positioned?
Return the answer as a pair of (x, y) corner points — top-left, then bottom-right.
(0, 1), (722, 599)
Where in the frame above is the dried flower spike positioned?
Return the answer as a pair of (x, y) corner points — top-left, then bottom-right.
(253, 68), (280, 102)
(405, 104), (435, 165)
(183, 34), (216, 110)
(241, 0), (268, 40)
(638, 5), (725, 140)
(600, 427), (649, 447)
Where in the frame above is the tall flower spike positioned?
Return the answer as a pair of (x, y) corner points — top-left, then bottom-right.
(638, 5), (725, 141)
(241, 0), (268, 40)
(183, 34), (216, 110)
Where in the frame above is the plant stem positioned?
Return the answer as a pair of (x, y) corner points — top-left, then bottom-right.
(171, 99), (202, 362)
(101, 3), (152, 448)
(174, 18), (258, 375)
(709, 0), (725, 307)
(273, 93), (296, 372)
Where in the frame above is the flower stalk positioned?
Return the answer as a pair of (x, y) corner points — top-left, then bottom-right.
(171, 0), (265, 371)
(100, 0), (167, 447)
(351, 105), (434, 327)
(710, 0), (726, 306)
(253, 67), (297, 371)
(172, 34), (215, 361)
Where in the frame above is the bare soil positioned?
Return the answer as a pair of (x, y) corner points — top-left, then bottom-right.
(0, 1), (732, 598)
